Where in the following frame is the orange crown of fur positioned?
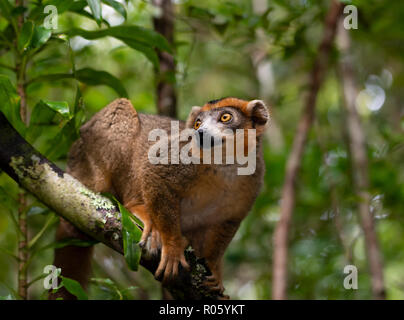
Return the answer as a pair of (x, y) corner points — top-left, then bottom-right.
(201, 97), (250, 114)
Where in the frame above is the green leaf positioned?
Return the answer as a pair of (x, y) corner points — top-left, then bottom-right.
(29, 102), (59, 126)
(27, 100), (71, 143)
(31, 26), (52, 48)
(30, 100), (71, 125)
(120, 38), (159, 69)
(43, 100), (71, 118)
(50, 0), (87, 14)
(102, 0), (127, 19)
(86, 0), (102, 26)
(69, 25), (172, 52)
(18, 20), (34, 52)
(28, 73), (74, 85)
(0, 25), (16, 48)
(75, 67), (128, 97)
(44, 118), (79, 160)
(73, 8), (111, 27)
(0, 75), (25, 135)
(108, 197), (142, 271)
(28, 0), (87, 22)
(0, 0), (13, 21)
(61, 276), (88, 300)
(42, 88), (84, 160)
(67, 25), (173, 67)
(90, 278), (123, 300)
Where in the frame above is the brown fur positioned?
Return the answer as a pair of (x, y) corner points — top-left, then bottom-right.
(51, 97), (268, 298)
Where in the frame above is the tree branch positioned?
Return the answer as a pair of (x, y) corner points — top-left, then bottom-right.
(272, 0), (343, 300)
(337, 19), (386, 299)
(0, 111), (222, 300)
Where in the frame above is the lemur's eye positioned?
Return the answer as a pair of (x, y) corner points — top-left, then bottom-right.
(194, 120), (201, 129)
(220, 113), (232, 122)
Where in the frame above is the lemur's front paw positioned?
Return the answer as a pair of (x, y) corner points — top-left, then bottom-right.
(139, 228), (161, 256)
(149, 229), (161, 255)
(138, 218), (162, 257)
(203, 273), (226, 296)
(154, 237), (189, 282)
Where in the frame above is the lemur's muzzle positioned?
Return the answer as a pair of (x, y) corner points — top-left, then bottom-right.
(196, 129), (219, 149)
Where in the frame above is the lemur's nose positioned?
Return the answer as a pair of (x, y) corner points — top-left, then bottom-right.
(197, 129), (216, 148)
(197, 130), (204, 147)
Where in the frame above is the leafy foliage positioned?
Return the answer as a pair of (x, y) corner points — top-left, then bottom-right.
(60, 276), (88, 300)
(106, 194), (143, 271)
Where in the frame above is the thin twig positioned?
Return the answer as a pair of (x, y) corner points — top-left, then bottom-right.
(17, 192), (27, 299)
(272, 0), (343, 300)
(14, 0), (29, 300)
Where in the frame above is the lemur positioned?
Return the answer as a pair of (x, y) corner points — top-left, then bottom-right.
(52, 97), (269, 298)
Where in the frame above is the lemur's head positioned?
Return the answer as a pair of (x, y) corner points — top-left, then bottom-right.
(186, 98), (269, 151)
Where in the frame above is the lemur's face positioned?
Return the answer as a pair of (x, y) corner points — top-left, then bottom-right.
(186, 98), (269, 149)
(192, 106), (251, 148)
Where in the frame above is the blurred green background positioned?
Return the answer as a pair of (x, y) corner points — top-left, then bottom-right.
(0, 0), (404, 299)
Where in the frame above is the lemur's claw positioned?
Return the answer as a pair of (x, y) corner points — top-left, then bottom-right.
(203, 274), (225, 295)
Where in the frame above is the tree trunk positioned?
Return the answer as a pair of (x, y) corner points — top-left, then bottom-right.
(272, 0), (344, 300)
(337, 19), (386, 300)
(153, 0), (177, 118)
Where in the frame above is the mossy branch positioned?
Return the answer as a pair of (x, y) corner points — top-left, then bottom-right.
(0, 111), (221, 300)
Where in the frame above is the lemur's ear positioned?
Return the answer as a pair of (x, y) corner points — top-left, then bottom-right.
(186, 106), (202, 128)
(246, 100), (269, 135)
